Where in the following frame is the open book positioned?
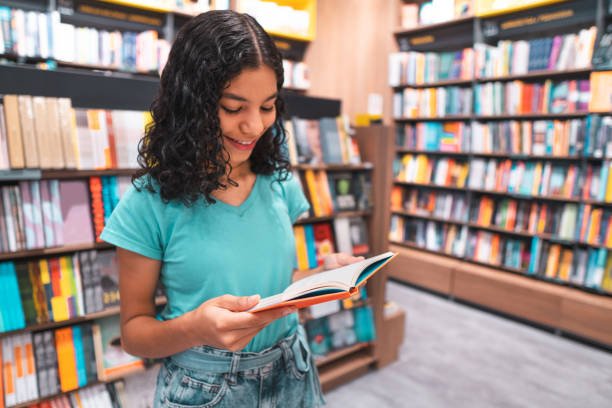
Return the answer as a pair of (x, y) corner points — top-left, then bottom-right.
(249, 251), (397, 313)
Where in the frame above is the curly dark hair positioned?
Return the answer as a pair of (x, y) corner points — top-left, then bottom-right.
(134, 10), (289, 205)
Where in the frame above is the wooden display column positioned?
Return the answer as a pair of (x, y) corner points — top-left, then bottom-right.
(354, 125), (405, 369)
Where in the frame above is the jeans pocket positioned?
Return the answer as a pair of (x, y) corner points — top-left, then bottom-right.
(288, 332), (312, 381)
(160, 361), (229, 408)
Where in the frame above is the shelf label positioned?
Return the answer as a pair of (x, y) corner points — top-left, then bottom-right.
(76, 1), (164, 27)
(411, 35), (435, 45)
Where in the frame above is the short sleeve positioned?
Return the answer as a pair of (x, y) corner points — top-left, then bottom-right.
(283, 172), (310, 223)
(100, 184), (164, 260)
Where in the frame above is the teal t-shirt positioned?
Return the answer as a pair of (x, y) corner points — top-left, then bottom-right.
(99, 172), (310, 352)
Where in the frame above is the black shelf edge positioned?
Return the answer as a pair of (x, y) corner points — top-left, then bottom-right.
(476, 67), (592, 83)
(392, 78), (473, 90)
(0, 242), (114, 261)
(394, 115), (474, 122)
(394, 16), (475, 36)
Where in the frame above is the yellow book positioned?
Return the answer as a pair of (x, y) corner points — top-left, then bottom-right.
(315, 171), (334, 216)
(545, 244), (561, 278)
(532, 162), (543, 196)
(606, 163), (612, 202)
(293, 226), (309, 271)
(602, 254), (612, 292)
(415, 154), (428, 183)
(304, 170), (323, 216)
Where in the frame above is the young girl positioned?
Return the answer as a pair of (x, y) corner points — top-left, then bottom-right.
(100, 10), (361, 407)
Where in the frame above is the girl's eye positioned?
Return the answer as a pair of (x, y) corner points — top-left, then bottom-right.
(221, 106), (242, 114)
(261, 106), (275, 112)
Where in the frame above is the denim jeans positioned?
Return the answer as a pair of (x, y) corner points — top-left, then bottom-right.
(153, 325), (325, 407)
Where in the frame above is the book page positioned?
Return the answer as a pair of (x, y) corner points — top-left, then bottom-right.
(283, 251), (395, 299)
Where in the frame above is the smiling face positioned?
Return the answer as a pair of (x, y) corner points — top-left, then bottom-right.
(219, 65), (278, 172)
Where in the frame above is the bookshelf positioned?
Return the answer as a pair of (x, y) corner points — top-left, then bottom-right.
(389, 0), (612, 348)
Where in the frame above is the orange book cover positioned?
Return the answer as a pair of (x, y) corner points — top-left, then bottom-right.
(537, 204), (548, 233)
(55, 327), (79, 392)
(606, 163), (612, 202)
(588, 209), (602, 244)
(528, 202), (539, 233)
(89, 177), (105, 242)
(545, 244), (561, 278)
(506, 200), (517, 230)
(105, 111), (118, 169)
(390, 186), (403, 211)
(557, 249), (573, 282)
(315, 171), (334, 216)
(579, 205), (591, 242)
(250, 252), (397, 313)
(582, 166), (593, 200)
(303, 170), (323, 217)
(490, 234), (500, 264)
(427, 191), (436, 213)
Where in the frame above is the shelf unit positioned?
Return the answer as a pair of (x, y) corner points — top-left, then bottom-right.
(389, 0), (612, 348)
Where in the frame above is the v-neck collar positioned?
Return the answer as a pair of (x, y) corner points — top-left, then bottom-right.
(210, 175), (260, 216)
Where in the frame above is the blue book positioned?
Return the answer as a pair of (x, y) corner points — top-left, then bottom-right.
(584, 249), (598, 287)
(7, 262), (25, 330)
(0, 263), (7, 332)
(303, 224), (318, 269)
(528, 237), (540, 275)
(318, 118), (343, 164)
(72, 325), (89, 387)
(600, 164), (609, 202)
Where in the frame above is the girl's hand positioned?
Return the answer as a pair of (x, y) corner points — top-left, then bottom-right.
(322, 252), (365, 271)
(185, 294), (295, 352)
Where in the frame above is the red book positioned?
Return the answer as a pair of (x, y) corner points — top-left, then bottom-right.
(89, 177), (105, 242)
(105, 111), (118, 169)
(313, 223), (335, 266)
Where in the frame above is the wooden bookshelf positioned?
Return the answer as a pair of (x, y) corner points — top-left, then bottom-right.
(295, 210), (373, 225)
(41, 169), (139, 179)
(0, 242), (114, 261)
(394, 150), (585, 161)
(292, 163), (373, 171)
(475, 112), (590, 120)
(476, 67), (592, 82)
(317, 349), (376, 393)
(315, 342), (372, 368)
(0, 297), (167, 338)
(392, 78), (473, 90)
(393, 16), (475, 36)
(394, 115), (474, 122)
(11, 362), (162, 408)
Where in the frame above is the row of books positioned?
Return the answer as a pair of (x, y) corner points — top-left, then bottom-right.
(390, 216), (468, 259)
(305, 305), (376, 359)
(293, 217), (370, 271)
(1, 314), (146, 406)
(529, 240), (612, 289)
(467, 159), (580, 198)
(396, 115), (612, 158)
(0, 176), (129, 254)
(473, 79), (590, 116)
(392, 86), (473, 119)
(472, 118), (586, 156)
(392, 188), (610, 248)
(399, 0), (471, 28)
(282, 60), (310, 90)
(395, 122), (471, 152)
(20, 383), (118, 408)
(473, 27), (597, 78)
(391, 187), (469, 223)
(296, 170), (372, 218)
(395, 155), (612, 202)
(0, 94), (147, 170)
(388, 48), (474, 87)
(389, 215), (612, 291)
(0, 8), (170, 73)
(0, 249), (119, 333)
(285, 117), (361, 165)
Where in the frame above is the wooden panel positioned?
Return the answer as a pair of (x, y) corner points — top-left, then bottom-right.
(318, 351), (375, 392)
(303, 0), (401, 124)
(560, 289), (612, 346)
(387, 245), (456, 294)
(376, 308), (405, 369)
(453, 263), (564, 327)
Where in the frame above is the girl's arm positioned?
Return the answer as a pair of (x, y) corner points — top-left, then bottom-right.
(118, 248), (294, 358)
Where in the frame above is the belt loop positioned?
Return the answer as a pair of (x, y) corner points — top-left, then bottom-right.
(226, 353), (240, 385)
(279, 339), (293, 371)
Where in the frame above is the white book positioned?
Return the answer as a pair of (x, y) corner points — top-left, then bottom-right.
(37, 12), (49, 58)
(333, 217), (352, 255)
